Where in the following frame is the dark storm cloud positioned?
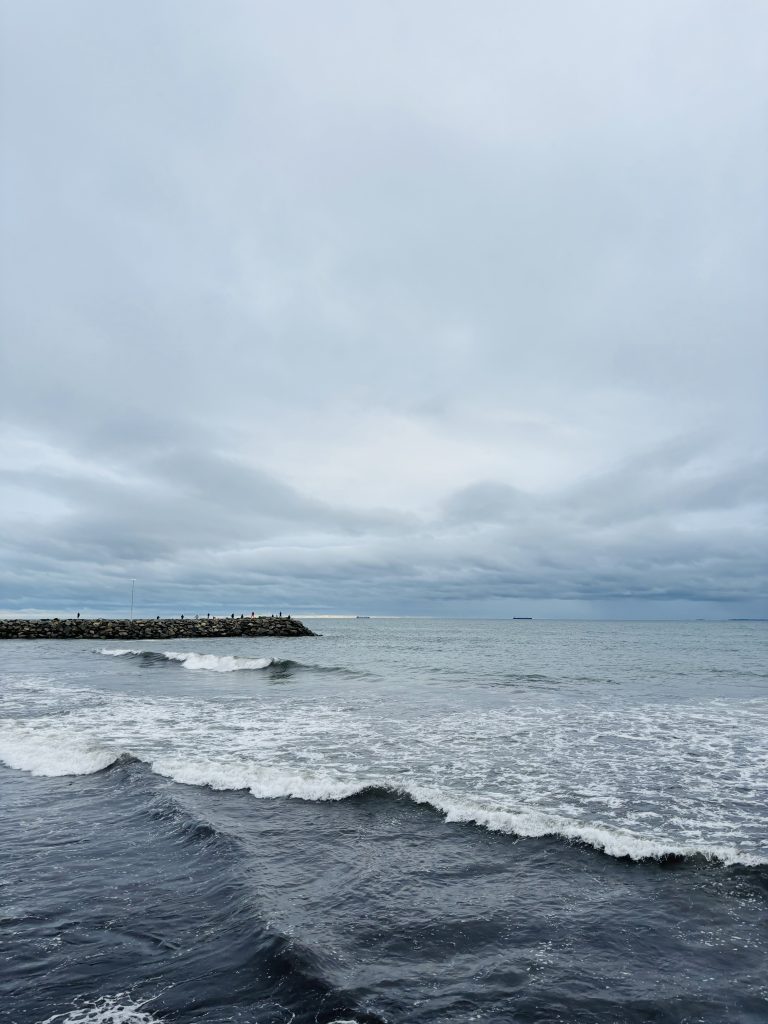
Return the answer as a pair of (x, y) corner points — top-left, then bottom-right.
(1, 1), (766, 616)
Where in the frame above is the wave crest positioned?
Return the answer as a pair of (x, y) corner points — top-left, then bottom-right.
(141, 757), (768, 867)
(97, 649), (369, 677)
(99, 649), (275, 672)
(0, 726), (119, 777)
(2, 728), (764, 866)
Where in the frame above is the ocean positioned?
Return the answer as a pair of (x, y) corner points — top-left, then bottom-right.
(1, 618), (766, 1024)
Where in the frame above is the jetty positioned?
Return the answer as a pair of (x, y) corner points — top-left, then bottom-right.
(0, 616), (315, 641)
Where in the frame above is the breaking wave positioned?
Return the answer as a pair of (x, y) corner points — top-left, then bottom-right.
(1, 722), (763, 867)
(99, 649), (276, 672)
(145, 764), (768, 867)
(0, 726), (120, 777)
(97, 649), (371, 677)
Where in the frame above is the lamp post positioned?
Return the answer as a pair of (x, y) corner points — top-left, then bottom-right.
(130, 579), (136, 621)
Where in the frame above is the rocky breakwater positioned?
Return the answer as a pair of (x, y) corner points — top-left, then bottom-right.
(0, 616), (316, 640)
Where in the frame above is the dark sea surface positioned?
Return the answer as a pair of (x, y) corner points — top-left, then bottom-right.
(1, 618), (766, 1024)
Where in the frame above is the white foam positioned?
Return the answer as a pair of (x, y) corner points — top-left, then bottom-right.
(98, 649), (274, 672)
(403, 786), (768, 866)
(38, 994), (158, 1024)
(143, 756), (768, 864)
(4, 675), (767, 866)
(152, 756), (368, 801)
(0, 725), (119, 777)
(162, 652), (274, 672)
(138, 751), (768, 865)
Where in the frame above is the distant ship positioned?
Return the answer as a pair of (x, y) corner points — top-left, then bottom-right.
(513, 616), (532, 620)
(356, 615), (371, 619)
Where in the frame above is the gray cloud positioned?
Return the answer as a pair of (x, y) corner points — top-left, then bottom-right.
(1, 431), (764, 617)
(1, 1), (766, 617)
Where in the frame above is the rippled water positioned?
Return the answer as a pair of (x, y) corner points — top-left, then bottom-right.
(1, 618), (766, 1022)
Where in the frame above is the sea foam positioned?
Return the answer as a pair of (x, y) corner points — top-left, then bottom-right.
(99, 649), (274, 672)
(39, 994), (159, 1024)
(0, 724), (119, 777)
(1, 713), (764, 865)
(146, 758), (768, 866)
(3, 674), (767, 867)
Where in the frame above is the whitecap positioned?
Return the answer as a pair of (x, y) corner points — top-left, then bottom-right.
(162, 652), (274, 672)
(38, 994), (158, 1024)
(0, 724), (119, 777)
(98, 649), (274, 671)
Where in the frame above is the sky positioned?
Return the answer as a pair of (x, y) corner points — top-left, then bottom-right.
(1, 0), (766, 619)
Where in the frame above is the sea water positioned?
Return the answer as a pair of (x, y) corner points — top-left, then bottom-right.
(1, 619), (766, 1023)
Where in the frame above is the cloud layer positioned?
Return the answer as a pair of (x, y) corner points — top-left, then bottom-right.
(1, 1), (766, 617)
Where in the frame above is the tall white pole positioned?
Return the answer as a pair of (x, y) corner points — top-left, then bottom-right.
(130, 579), (136, 621)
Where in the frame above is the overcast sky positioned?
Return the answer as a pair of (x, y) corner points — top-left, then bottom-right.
(1, 0), (766, 618)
